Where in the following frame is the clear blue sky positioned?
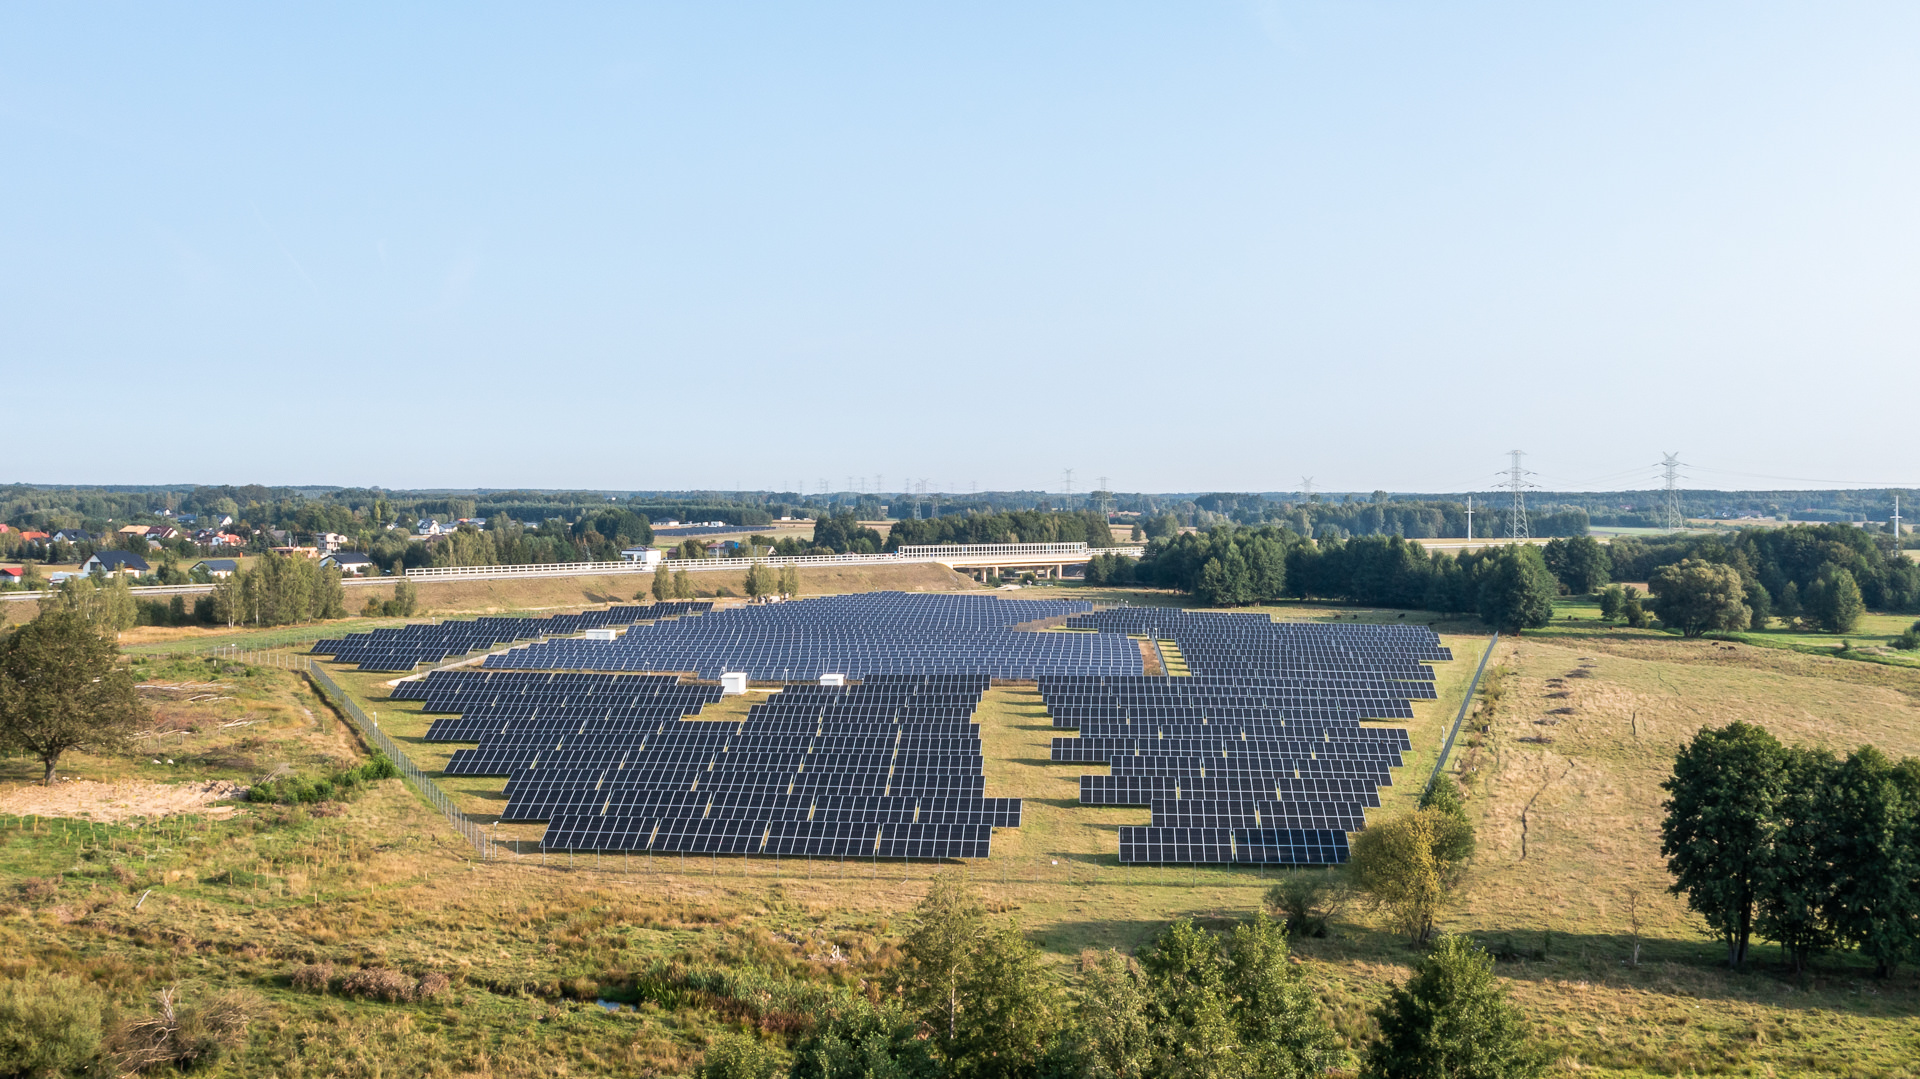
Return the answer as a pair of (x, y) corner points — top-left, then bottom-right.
(5, 4), (1917, 494)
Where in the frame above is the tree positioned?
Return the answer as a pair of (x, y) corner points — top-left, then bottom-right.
(1139, 919), (1239, 1079)
(1744, 580), (1773, 630)
(1542, 536), (1611, 594)
(1349, 808), (1475, 943)
(897, 875), (1058, 1079)
(650, 566), (670, 602)
(1621, 585), (1650, 628)
(1224, 912), (1338, 1079)
(49, 575), (137, 634)
(679, 538), (708, 560)
(391, 578), (418, 617)
(1648, 559), (1751, 638)
(672, 569), (693, 600)
(1360, 935), (1547, 1079)
(1819, 747), (1920, 977)
(777, 564), (800, 598)
(1803, 565), (1865, 634)
(789, 1000), (938, 1079)
(1265, 870), (1347, 939)
(1596, 584), (1625, 623)
(0, 611), (149, 784)
(1757, 746), (1839, 974)
(1074, 951), (1152, 1079)
(1475, 547), (1556, 634)
(1660, 722), (1785, 968)
(744, 561), (775, 601)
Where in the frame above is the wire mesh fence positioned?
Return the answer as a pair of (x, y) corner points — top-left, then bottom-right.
(304, 661), (500, 861)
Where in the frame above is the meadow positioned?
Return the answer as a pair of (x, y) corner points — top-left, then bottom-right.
(4, 580), (1920, 1076)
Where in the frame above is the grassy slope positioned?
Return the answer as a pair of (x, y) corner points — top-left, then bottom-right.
(8, 594), (1920, 1075)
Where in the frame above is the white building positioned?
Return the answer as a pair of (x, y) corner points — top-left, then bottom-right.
(621, 547), (664, 568)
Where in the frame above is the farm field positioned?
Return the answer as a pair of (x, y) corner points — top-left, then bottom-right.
(3, 593), (1920, 1076)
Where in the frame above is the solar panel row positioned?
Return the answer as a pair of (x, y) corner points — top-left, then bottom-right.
(313, 602), (713, 672)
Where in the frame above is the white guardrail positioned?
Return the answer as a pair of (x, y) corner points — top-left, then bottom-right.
(400, 543), (1145, 582)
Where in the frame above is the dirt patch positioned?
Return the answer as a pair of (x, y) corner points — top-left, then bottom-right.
(0, 779), (246, 822)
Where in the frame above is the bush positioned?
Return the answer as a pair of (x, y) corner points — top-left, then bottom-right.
(248, 754), (400, 805)
(289, 962), (334, 993)
(1893, 620), (1920, 650)
(0, 973), (105, 1078)
(698, 1032), (787, 1079)
(1264, 870), (1347, 937)
(111, 985), (255, 1073)
(1360, 935), (1546, 1079)
(339, 967), (418, 1003)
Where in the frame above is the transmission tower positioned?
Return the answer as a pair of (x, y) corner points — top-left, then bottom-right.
(1501, 451), (1537, 541)
(1062, 468), (1075, 509)
(1658, 453), (1687, 532)
(1300, 477), (1314, 501)
(1095, 476), (1116, 516)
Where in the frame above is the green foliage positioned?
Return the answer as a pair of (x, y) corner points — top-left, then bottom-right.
(1360, 935), (1547, 1079)
(1072, 951), (1152, 1079)
(1660, 722), (1786, 968)
(787, 1000), (938, 1079)
(0, 610), (149, 784)
(1084, 553), (1138, 587)
(1596, 584), (1625, 622)
(744, 561), (776, 600)
(813, 512), (885, 555)
(1133, 914), (1336, 1079)
(1802, 564), (1866, 633)
(1819, 748), (1920, 977)
(1474, 547), (1556, 634)
(1621, 585), (1650, 628)
(651, 566), (671, 602)
(697, 1033), (787, 1079)
(1648, 559), (1752, 637)
(1541, 536), (1611, 594)
(1744, 579), (1773, 630)
(1758, 746), (1840, 973)
(1349, 808), (1475, 943)
(673, 570), (693, 600)
(1892, 619), (1920, 650)
(897, 875), (1060, 1079)
(248, 754), (401, 805)
(1264, 870), (1347, 939)
(886, 509), (1115, 552)
(0, 972), (106, 1078)
(47, 573), (138, 632)
(777, 565), (800, 598)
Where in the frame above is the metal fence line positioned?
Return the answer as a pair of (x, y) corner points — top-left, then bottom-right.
(1426, 632), (1499, 797)
(305, 660), (497, 861)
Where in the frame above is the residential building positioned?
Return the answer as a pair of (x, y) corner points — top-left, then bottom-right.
(320, 552), (376, 575)
(620, 547), (663, 568)
(192, 559), (239, 579)
(81, 550), (150, 578)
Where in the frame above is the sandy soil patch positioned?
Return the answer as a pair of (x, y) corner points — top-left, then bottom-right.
(0, 779), (247, 822)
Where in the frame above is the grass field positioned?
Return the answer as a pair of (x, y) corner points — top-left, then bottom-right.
(7, 589), (1920, 1076)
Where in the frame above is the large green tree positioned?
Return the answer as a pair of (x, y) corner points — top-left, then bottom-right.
(1648, 559), (1752, 637)
(1475, 547), (1556, 634)
(1660, 722), (1786, 968)
(1360, 935), (1546, 1079)
(1819, 747), (1920, 977)
(1757, 746), (1840, 973)
(0, 610), (149, 783)
(1349, 808), (1475, 943)
(897, 875), (1059, 1079)
(1542, 535), (1611, 594)
(1803, 564), (1866, 634)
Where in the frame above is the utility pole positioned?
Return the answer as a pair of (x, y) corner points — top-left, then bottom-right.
(1466, 494), (1473, 543)
(1502, 451), (1535, 541)
(1893, 493), (1905, 538)
(1658, 453), (1687, 532)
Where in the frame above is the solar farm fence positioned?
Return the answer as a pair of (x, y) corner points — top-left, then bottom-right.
(306, 661), (501, 861)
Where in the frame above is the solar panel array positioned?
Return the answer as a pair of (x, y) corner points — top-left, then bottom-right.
(311, 602), (713, 672)
(1047, 608), (1448, 866)
(482, 592), (1142, 679)
(413, 668), (1017, 857)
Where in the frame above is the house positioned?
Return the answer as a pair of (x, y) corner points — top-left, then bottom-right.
(81, 550), (150, 578)
(192, 559), (239, 579)
(211, 532), (245, 547)
(417, 519), (445, 536)
(51, 529), (94, 544)
(0, 567), (23, 585)
(117, 525), (151, 538)
(176, 514), (198, 526)
(147, 525), (181, 542)
(269, 546), (320, 559)
(620, 547), (663, 568)
(18, 531), (49, 543)
(316, 532), (350, 553)
(320, 552), (376, 575)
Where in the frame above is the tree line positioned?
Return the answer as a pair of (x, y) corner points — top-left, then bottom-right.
(1663, 722), (1920, 975)
(698, 867), (1543, 1079)
(885, 510), (1118, 552)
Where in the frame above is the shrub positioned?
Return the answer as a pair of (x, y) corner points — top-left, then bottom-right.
(414, 972), (452, 1001)
(0, 973), (106, 1078)
(249, 754), (399, 805)
(1360, 935), (1546, 1079)
(289, 962), (335, 993)
(1264, 870), (1347, 938)
(1893, 620), (1920, 650)
(112, 986), (255, 1073)
(339, 967), (418, 1003)
(698, 1032), (786, 1079)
